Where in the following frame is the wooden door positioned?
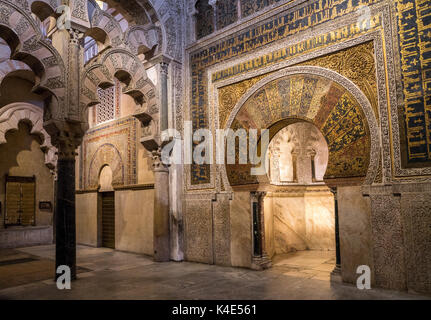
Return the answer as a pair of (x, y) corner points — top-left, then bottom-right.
(5, 176), (35, 227)
(101, 192), (115, 249)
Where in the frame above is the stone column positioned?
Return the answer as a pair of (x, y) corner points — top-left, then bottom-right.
(67, 29), (82, 116)
(291, 150), (298, 183)
(251, 191), (272, 270)
(309, 150), (317, 183)
(330, 187), (342, 282)
(159, 62), (169, 133)
(46, 26), (86, 280)
(55, 142), (77, 280)
(152, 149), (170, 262)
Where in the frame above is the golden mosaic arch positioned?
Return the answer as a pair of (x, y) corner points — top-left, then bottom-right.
(218, 41), (378, 129)
(224, 72), (373, 186)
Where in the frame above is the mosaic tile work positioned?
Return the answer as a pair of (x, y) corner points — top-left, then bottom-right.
(190, 0), (382, 185)
(395, 0), (431, 166)
(226, 73), (370, 185)
(195, 0), (215, 39)
(217, 41), (378, 129)
(217, 0), (239, 30)
(240, 0), (285, 18)
(79, 117), (138, 190)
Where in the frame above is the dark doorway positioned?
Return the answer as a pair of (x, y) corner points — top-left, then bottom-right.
(101, 192), (115, 249)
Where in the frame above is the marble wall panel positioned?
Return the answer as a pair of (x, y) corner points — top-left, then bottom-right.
(76, 192), (98, 247)
(270, 189), (335, 253)
(272, 195), (307, 253)
(230, 191), (252, 268)
(184, 197), (214, 264)
(338, 186), (374, 285)
(368, 188), (406, 291)
(304, 191), (335, 250)
(115, 189), (154, 256)
(212, 193), (232, 266)
(264, 196), (275, 258)
(398, 183), (431, 294)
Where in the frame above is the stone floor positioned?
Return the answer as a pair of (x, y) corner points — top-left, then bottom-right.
(272, 250), (336, 282)
(0, 245), (429, 300)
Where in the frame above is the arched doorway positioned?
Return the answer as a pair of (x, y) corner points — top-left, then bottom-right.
(263, 121), (336, 279)
(98, 165), (115, 249)
(223, 67), (380, 280)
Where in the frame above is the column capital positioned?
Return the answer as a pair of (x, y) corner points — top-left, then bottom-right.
(43, 119), (87, 161)
(68, 28), (85, 46)
(160, 62), (169, 75)
(250, 191), (267, 202)
(147, 54), (172, 68)
(151, 148), (169, 173)
(330, 186), (338, 199)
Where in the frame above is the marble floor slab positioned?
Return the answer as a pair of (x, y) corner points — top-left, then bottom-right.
(0, 245), (429, 300)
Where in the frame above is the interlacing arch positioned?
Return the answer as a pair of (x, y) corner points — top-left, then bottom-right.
(81, 48), (158, 117)
(86, 1), (162, 60)
(94, 0), (182, 61)
(0, 0), (65, 109)
(124, 24), (161, 59)
(82, 2), (162, 131)
(0, 102), (57, 169)
(88, 6), (124, 48)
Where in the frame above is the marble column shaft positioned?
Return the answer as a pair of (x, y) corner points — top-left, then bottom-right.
(160, 62), (169, 132)
(153, 150), (170, 262)
(331, 187), (341, 272)
(55, 156), (77, 280)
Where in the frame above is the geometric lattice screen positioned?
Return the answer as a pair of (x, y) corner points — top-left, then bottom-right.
(95, 79), (121, 125)
(96, 86), (116, 124)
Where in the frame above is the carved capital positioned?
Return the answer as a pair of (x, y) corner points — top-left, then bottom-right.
(250, 191), (266, 202)
(43, 119), (87, 161)
(151, 148), (169, 173)
(69, 28), (84, 46)
(330, 187), (338, 200)
(160, 62), (169, 76)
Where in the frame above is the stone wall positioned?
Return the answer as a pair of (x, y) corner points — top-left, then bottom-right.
(0, 226), (53, 249)
(115, 189), (154, 256)
(184, 193), (232, 265)
(76, 188), (155, 256)
(0, 123), (54, 230)
(76, 192), (98, 247)
(266, 188), (335, 254)
(230, 191), (252, 268)
(398, 183), (431, 294)
(338, 186), (375, 286)
(364, 183), (431, 294)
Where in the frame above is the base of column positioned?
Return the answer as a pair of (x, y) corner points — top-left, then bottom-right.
(251, 254), (272, 270)
(330, 264), (342, 283)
